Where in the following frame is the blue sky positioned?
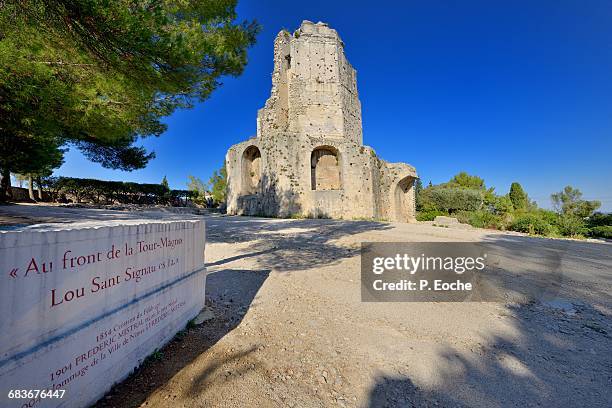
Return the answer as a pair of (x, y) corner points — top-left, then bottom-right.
(56, 1), (612, 210)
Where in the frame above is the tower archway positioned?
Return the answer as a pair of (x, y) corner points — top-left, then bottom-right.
(311, 146), (341, 190)
(393, 176), (416, 222)
(242, 146), (261, 195)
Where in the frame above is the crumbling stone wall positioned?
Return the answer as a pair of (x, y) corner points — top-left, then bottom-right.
(227, 21), (417, 221)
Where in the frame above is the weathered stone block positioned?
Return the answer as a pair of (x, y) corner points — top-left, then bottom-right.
(434, 216), (460, 225)
(0, 220), (206, 407)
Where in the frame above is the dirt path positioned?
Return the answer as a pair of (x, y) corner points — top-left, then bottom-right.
(87, 215), (611, 408)
(1, 205), (609, 407)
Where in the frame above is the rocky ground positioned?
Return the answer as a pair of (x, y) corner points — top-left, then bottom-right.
(1, 205), (611, 407)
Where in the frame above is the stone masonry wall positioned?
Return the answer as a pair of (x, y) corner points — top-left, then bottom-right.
(227, 21), (417, 222)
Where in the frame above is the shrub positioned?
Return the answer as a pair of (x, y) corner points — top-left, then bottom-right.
(493, 196), (513, 215)
(456, 210), (503, 229)
(46, 177), (180, 205)
(587, 212), (612, 227)
(509, 213), (554, 235)
(556, 214), (587, 237)
(536, 209), (559, 225)
(420, 187), (483, 213)
(589, 225), (612, 239)
(416, 210), (447, 221)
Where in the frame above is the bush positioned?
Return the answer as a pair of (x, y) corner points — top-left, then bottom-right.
(46, 177), (174, 205)
(536, 209), (559, 225)
(556, 214), (587, 237)
(589, 225), (612, 239)
(420, 187), (483, 213)
(456, 210), (503, 229)
(416, 210), (447, 221)
(587, 212), (612, 227)
(509, 213), (555, 235)
(492, 196), (513, 215)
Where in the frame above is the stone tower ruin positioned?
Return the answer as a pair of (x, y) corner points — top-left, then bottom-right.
(226, 21), (418, 221)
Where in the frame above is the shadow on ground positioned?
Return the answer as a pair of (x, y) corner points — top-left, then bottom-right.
(366, 233), (611, 408)
(206, 216), (393, 272)
(478, 234), (612, 303)
(366, 299), (610, 407)
(94, 268), (270, 408)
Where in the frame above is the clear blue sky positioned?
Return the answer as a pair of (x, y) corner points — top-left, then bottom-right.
(56, 0), (612, 211)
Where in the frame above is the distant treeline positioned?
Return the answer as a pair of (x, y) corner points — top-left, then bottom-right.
(42, 177), (196, 205)
(416, 172), (611, 239)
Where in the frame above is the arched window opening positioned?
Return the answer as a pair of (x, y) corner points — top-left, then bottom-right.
(242, 146), (261, 195)
(311, 147), (341, 190)
(394, 176), (415, 221)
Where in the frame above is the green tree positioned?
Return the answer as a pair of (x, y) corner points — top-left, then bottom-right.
(420, 187), (483, 213)
(187, 175), (208, 206)
(208, 164), (227, 204)
(557, 214), (588, 237)
(448, 172), (485, 190)
(493, 195), (514, 215)
(447, 172), (496, 205)
(0, 0), (259, 200)
(161, 176), (170, 190)
(551, 186), (601, 218)
(159, 175), (171, 204)
(509, 182), (528, 210)
(414, 178), (424, 211)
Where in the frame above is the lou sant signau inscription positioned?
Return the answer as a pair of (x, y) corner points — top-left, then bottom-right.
(15, 236), (184, 308)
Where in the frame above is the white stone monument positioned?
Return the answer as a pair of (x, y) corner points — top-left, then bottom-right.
(0, 220), (206, 408)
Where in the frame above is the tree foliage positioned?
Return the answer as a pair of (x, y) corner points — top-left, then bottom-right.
(161, 176), (170, 190)
(447, 172), (485, 190)
(492, 195), (514, 215)
(417, 173), (606, 239)
(509, 213), (555, 236)
(419, 172), (485, 213)
(208, 164), (227, 204)
(44, 176), (190, 205)
(551, 186), (601, 218)
(0, 0), (259, 199)
(509, 182), (528, 210)
(187, 175), (209, 206)
(414, 178), (423, 211)
(420, 188), (483, 213)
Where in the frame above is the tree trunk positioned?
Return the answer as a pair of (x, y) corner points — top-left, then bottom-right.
(36, 177), (43, 200)
(28, 175), (36, 201)
(0, 168), (10, 202)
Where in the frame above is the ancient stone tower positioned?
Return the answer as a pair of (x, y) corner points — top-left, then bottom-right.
(226, 21), (417, 221)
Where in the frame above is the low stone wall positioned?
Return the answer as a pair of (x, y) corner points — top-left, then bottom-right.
(6, 186), (53, 202)
(0, 220), (206, 408)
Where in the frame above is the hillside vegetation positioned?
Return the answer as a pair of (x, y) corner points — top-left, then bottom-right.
(416, 173), (610, 239)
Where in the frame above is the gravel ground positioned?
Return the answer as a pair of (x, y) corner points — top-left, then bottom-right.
(1, 205), (610, 407)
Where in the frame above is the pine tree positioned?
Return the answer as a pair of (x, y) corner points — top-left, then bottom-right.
(509, 182), (528, 210)
(0, 1), (259, 200)
(161, 176), (170, 190)
(414, 178), (424, 211)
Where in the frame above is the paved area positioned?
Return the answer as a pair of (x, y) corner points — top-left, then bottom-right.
(2, 205), (611, 407)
